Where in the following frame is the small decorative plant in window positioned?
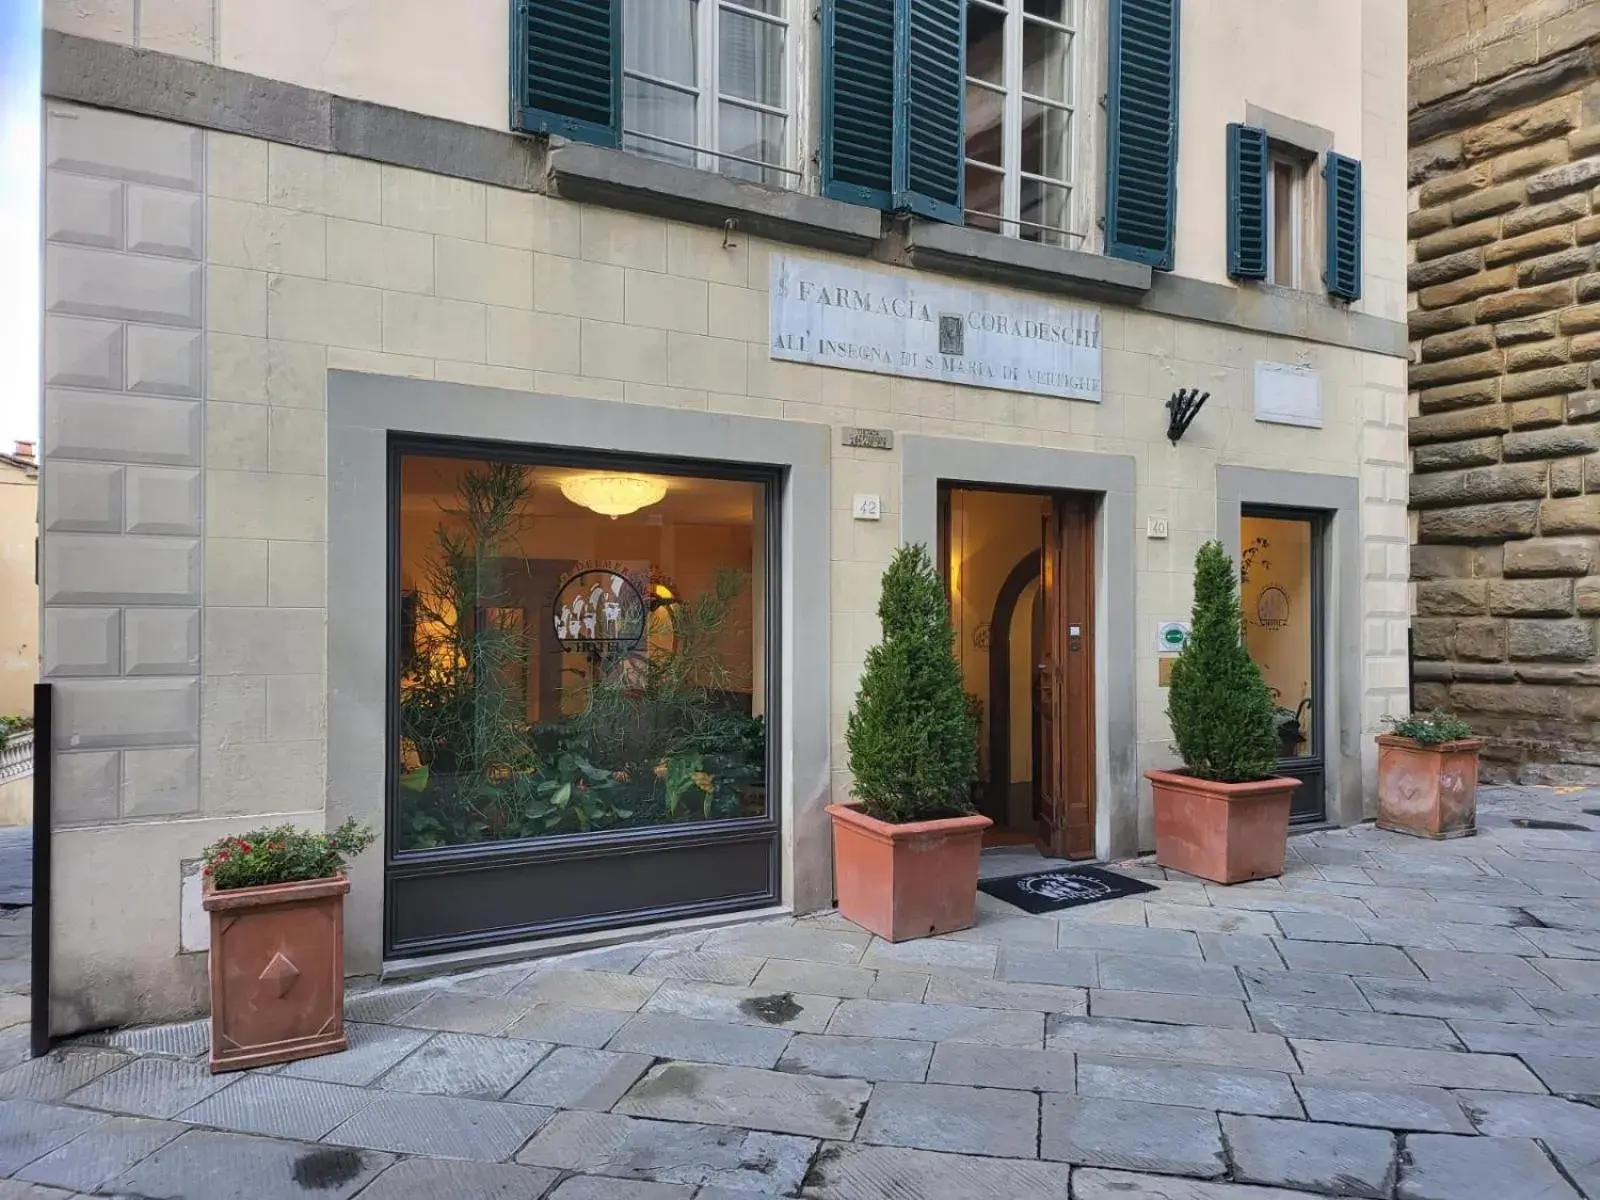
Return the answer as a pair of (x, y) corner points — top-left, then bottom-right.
(1146, 541), (1299, 884)
(1377, 711), (1480, 841)
(200, 818), (375, 1075)
(828, 544), (990, 942)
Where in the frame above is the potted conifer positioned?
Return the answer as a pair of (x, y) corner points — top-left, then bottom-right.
(829, 543), (990, 941)
(1377, 710), (1480, 839)
(1147, 541), (1299, 884)
(202, 819), (374, 1071)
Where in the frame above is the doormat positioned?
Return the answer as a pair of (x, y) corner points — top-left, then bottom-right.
(979, 865), (1157, 915)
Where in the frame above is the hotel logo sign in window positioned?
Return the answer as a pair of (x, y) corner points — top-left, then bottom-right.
(769, 255), (1102, 402)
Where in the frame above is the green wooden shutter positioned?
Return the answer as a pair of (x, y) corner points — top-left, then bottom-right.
(1105, 0), (1180, 269)
(1226, 123), (1268, 280)
(1323, 151), (1363, 301)
(892, 0), (965, 224)
(822, 0), (897, 209)
(511, 0), (620, 147)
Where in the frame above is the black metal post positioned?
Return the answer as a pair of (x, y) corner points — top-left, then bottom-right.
(31, 681), (51, 1058)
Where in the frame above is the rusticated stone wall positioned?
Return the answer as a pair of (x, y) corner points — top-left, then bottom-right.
(1409, 10), (1600, 781)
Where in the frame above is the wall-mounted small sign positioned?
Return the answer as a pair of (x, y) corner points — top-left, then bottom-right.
(1159, 657), (1176, 687)
(1146, 516), (1170, 539)
(852, 494), (883, 521)
(1156, 621), (1191, 654)
(1254, 361), (1322, 428)
(842, 427), (894, 450)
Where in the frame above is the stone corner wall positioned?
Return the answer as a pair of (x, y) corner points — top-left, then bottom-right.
(1408, 29), (1600, 783)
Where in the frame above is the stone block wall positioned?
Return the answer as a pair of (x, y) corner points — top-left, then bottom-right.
(1409, 12), (1600, 780)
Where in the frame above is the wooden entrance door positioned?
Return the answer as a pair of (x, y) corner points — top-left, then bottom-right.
(1037, 495), (1096, 860)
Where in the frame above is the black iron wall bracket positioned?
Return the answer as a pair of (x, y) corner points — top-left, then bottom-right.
(1165, 388), (1210, 444)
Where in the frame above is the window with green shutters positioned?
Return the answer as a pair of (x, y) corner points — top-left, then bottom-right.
(1323, 151), (1362, 302)
(821, 0), (896, 208)
(1226, 123), (1268, 281)
(512, 0), (622, 147)
(1105, 0), (1180, 269)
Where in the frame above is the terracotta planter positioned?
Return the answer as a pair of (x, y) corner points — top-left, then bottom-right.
(1147, 769), (1298, 885)
(204, 874), (349, 1073)
(827, 803), (992, 941)
(1376, 734), (1481, 840)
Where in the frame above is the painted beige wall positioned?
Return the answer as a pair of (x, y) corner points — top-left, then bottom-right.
(0, 463), (37, 718)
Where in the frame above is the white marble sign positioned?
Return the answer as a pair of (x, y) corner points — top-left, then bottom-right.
(1254, 361), (1323, 428)
(770, 255), (1102, 401)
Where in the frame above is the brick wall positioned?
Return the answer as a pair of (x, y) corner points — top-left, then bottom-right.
(1408, 26), (1600, 781)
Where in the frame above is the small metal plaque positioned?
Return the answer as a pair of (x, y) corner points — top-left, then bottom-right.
(842, 427), (894, 450)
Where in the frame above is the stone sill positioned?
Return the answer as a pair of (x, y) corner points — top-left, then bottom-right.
(900, 219), (1153, 301)
(547, 142), (884, 257)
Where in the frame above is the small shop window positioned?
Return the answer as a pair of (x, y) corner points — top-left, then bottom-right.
(394, 449), (771, 851)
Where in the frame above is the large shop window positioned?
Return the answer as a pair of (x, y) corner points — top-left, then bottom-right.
(389, 443), (778, 954)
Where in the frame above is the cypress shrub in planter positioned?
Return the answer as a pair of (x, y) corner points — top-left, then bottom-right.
(828, 544), (990, 940)
(202, 819), (374, 1071)
(1377, 710), (1480, 839)
(1147, 541), (1298, 883)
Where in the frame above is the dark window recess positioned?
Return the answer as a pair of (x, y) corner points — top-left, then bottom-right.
(822, 0), (965, 224)
(1323, 150), (1363, 302)
(1105, 0), (1181, 269)
(511, 0), (621, 147)
(1226, 123), (1268, 281)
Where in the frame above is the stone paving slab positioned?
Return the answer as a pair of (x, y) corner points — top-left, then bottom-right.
(0, 1048), (129, 1102)
(826, 998), (1043, 1047)
(0, 1100), (108, 1175)
(392, 991), (533, 1036)
(516, 1110), (815, 1194)
(511, 970), (660, 1012)
(550, 1177), (693, 1199)
(1535, 955), (1600, 991)
(1045, 1015), (1296, 1072)
(635, 949), (767, 987)
(776, 1033), (932, 1083)
(1291, 1038), (1547, 1091)
(614, 1061), (869, 1140)
(858, 937), (997, 975)
(1450, 1016), (1600, 1057)
(1040, 1094), (1226, 1176)
(1520, 1050), (1600, 1094)
(1398, 1132), (1582, 1200)
(856, 1081), (1038, 1158)
(64, 1055), (230, 1118)
(608, 1013), (793, 1068)
(109, 1129), (392, 1200)
(701, 924), (871, 966)
(1408, 948), (1553, 988)
(503, 1045), (653, 1110)
(321, 1089), (551, 1161)
(12, 1116), (183, 1193)
(1221, 1113), (1396, 1198)
(503, 1003), (632, 1048)
(1292, 1079), (1474, 1133)
(1089, 988), (1252, 1029)
(1246, 1002), (1462, 1050)
(1143, 905), (1284, 937)
(1273, 938), (1423, 979)
(177, 1074), (375, 1140)
(1097, 953), (1245, 999)
(1356, 977), (1543, 1022)
(639, 982), (839, 1033)
(1053, 921), (1202, 958)
(1239, 967), (1371, 1011)
(1075, 1057), (1301, 1117)
(1455, 1089), (1600, 1142)
(922, 1041), (1075, 1092)
(373, 1030), (550, 1099)
(355, 1157), (562, 1198)
(996, 947), (1100, 987)
(1070, 1167), (1359, 1199)
(1196, 932), (1285, 969)
(276, 1022), (433, 1086)
(921, 973), (1086, 1014)
(749, 959), (874, 999)
(802, 1142), (1077, 1199)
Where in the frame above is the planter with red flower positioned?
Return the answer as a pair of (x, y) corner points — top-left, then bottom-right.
(201, 819), (374, 1072)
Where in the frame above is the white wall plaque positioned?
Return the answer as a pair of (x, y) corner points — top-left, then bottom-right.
(770, 254), (1102, 401)
(1156, 621), (1191, 654)
(1254, 361), (1322, 428)
(852, 494), (883, 521)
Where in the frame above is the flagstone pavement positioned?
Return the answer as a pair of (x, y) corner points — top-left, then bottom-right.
(3, 785), (1600, 1198)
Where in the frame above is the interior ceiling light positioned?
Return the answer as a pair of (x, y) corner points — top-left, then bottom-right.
(559, 473), (668, 519)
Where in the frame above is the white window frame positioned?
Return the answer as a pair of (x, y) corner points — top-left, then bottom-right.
(1266, 151), (1304, 290)
(962, 0), (1085, 246)
(620, 0), (802, 188)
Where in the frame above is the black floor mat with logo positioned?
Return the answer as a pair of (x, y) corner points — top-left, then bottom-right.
(979, 865), (1158, 914)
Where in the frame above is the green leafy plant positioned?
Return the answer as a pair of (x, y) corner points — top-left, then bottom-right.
(846, 543), (978, 823)
(0, 714), (33, 751)
(203, 819), (375, 891)
(1383, 710), (1473, 745)
(1166, 541), (1280, 782)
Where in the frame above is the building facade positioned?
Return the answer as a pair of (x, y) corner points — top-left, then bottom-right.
(38, 0), (1407, 1031)
(0, 442), (37, 722)
(1408, 0), (1600, 783)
